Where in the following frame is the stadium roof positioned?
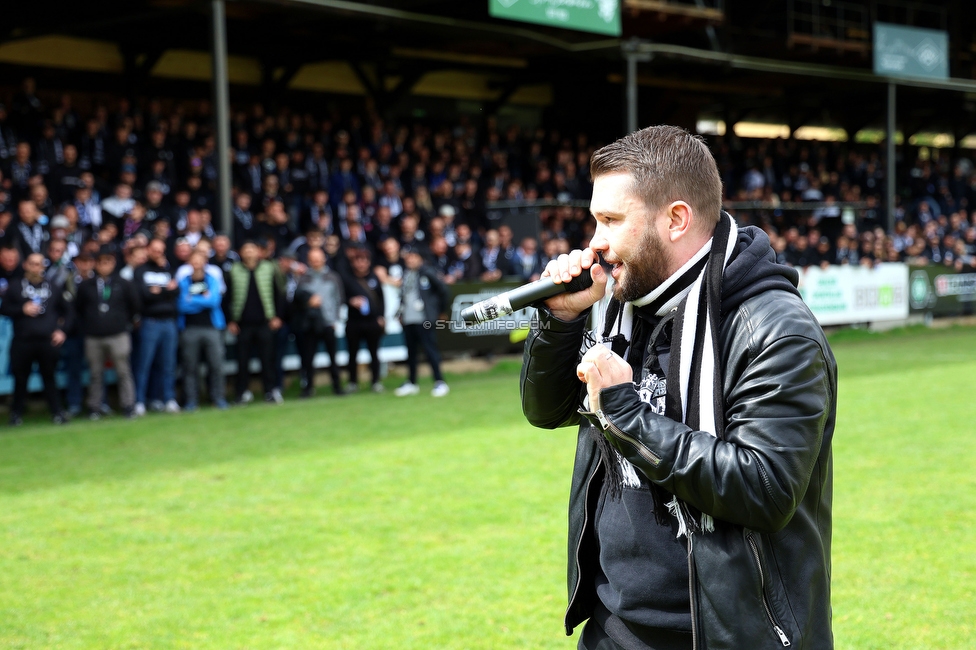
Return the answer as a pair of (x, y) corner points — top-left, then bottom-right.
(3, 0), (976, 139)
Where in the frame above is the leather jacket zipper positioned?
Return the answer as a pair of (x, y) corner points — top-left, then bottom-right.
(747, 534), (792, 647)
(566, 460), (601, 629)
(592, 409), (662, 467)
(687, 537), (699, 650)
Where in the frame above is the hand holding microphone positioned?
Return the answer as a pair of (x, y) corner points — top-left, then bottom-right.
(541, 248), (608, 322)
(459, 249), (608, 324)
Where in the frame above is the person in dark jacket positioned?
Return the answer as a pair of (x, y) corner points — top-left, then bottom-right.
(75, 247), (140, 419)
(133, 237), (181, 416)
(293, 246), (344, 397)
(342, 247), (386, 392)
(223, 240), (285, 405)
(520, 126), (836, 650)
(0, 245), (24, 298)
(393, 246), (451, 398)
(0, 252), (73, 425)
(61, 251), (93, 417)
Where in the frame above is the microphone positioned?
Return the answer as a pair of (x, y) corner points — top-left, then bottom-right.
(460, 271), (595, 324)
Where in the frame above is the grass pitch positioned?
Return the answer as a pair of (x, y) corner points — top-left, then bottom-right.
(1, 325), (975, 649)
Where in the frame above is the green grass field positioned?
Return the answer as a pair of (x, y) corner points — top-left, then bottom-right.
(1, 325), (974, 649)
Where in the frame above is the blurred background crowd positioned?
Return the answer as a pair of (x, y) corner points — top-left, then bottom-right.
(1, 76), (975, 423)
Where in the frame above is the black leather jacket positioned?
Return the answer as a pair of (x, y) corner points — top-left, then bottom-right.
(521, 287), (836, 650)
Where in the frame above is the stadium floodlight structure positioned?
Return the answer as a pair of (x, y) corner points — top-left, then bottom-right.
(259, 1), (976, 234)
(211, 0), (232, 237)
(10, 0), (975, 236)
(617, 39), (976, 234)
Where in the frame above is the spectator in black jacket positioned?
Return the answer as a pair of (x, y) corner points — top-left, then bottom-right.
(0, 245), (23, 298)
(133, 237), (181, 416)
(43, 238), (72, 287)
(447, 240), (483, 282)
(511, 236), (544, 281)
(75, 247), (140, 419)
(15, 199), (46, 260)
(301, 190), (333, 235)
(61, 251), (93, 417)
(290, 228), (326, 266)
(232, 192), (257, 248)
(262, 199), (297, 253)
(0, 252), (72, 425)
(479, 228), (513, 282)
(210, 234), (239, 274)
(343, 247), (386, 392)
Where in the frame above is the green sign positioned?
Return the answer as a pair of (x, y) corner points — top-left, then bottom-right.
(489, 0), (621, 37)
(908, 266), (976, 316)
(874, 23), (948, 81)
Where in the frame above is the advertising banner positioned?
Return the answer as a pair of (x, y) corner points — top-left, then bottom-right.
(908, 265), (976, 316)
(489, 0), (621, 37)
(873, 22), (949, 81)
(797, 263), (909, 326)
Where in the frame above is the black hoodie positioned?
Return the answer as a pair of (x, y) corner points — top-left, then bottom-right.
(75, 273), (141, 337)
(134, 260), (179, 319)
(0, 275), (74, 339)
(591, 224), (801, 639)
(721, 225), (801, 314)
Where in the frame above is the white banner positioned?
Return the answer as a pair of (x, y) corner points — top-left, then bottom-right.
(797, 263), (909, 326)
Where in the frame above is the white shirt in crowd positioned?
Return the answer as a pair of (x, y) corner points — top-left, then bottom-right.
(174, 263), (226, 294)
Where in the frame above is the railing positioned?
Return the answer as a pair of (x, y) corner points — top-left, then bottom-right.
(786, 0), (947, 54)
(787, 0), (872, 53)
(488, 199), (869, 210)
(623, 0), (724, 22)
(724, 200), (868, 211)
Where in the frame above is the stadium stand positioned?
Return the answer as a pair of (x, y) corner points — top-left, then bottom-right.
(2, 0), (975, 422)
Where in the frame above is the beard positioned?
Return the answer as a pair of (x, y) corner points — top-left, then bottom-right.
(612, 225), (674, 303)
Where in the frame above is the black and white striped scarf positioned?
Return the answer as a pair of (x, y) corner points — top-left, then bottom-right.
(598, 212), (738, 537)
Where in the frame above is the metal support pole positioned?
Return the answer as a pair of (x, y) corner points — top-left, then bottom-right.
(886, 82), (896, 233)
(622, 39), (652, 135)
(211, 0), (232, 235)
(626, 52), (638, 134)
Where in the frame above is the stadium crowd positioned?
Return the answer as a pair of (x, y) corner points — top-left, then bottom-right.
(1, 76), (975, 423)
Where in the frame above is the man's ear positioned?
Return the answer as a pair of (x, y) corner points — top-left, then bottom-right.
(667, 201), (694, 242)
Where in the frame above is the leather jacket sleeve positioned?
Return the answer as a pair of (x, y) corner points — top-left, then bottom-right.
(589, 306), (835, 534)
(520, 306), (591, 430)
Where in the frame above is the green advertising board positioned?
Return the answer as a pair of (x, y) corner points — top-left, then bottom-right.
(908, 266), (976, 316)
(874, 22), (948, 81)
(489, 0), (621, 37)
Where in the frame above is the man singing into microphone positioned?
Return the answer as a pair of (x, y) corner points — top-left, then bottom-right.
(521, 126), (836, 650)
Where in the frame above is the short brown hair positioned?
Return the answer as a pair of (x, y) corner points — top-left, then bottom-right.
(590, 125), (722, 231)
